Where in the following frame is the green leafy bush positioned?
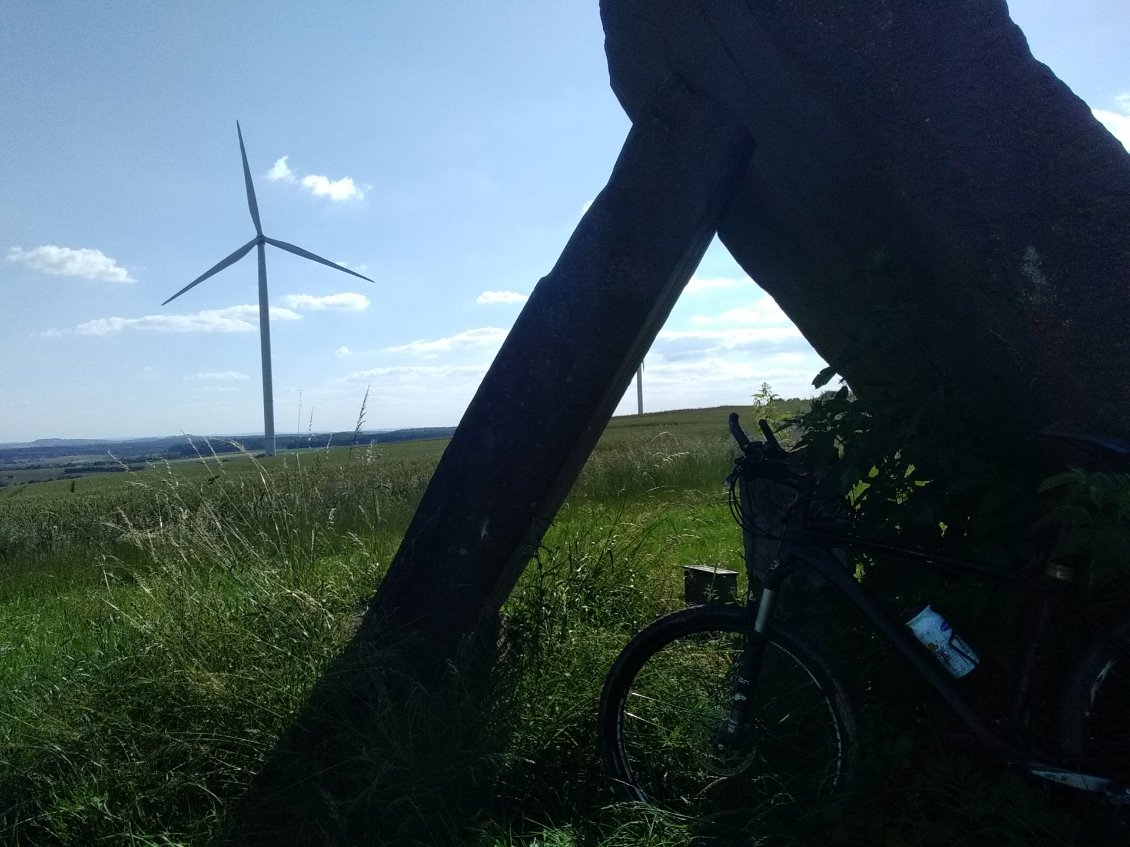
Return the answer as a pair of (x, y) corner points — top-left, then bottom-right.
(790, 381), (1035, 566)
(1038, 468), (1130, 594)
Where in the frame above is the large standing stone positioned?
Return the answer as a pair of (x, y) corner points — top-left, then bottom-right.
(603, 0), (1130, 447)
(358, 78), (753, 668)
(230, 10), (1130, 839)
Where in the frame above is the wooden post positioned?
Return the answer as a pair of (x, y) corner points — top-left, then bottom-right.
(358, 77), (753, 674)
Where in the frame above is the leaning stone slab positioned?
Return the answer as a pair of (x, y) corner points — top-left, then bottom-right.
(603, 0), (1130, 445)
(359, 78), (754, 668)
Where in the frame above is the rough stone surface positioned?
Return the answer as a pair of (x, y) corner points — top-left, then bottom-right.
(230, 12), (1130, 831)
(359, 79), (753, 668)
(602, 0), (1130, 445)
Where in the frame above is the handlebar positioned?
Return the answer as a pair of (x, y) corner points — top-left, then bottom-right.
(728, 412), (787, 457)
(758, 418), (783, 453)
(728, 412), (751, 451)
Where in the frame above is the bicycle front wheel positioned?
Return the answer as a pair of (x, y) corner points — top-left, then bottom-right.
(599, 605), (856, 828)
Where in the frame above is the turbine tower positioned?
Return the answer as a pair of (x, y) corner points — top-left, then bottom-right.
(635, 361), (644, 415)
(164, 122), (372, 456)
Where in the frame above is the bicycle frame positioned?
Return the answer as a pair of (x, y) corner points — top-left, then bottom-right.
(769, 531), (1019, 756)
(741, 488), (1129, 800)
(705, 410), (1130, 804)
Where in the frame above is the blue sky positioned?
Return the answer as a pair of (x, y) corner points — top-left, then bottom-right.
(2, 1), (1127, 443)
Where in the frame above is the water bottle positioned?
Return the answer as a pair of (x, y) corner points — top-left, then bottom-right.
(905, 605), (980, 678)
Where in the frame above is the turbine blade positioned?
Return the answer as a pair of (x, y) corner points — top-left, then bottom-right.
(162, 239), (257, 305)
(237, 121), (263, 237)
(264, 237), (375, 282)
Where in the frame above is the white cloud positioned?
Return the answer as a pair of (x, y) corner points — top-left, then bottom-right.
(190, 371), (250, 381)
(267, 156), (296, 183)
(267, 157), (366, 201)
(75, 304), (301, 335)
(719, 301), (790, 325)
(335, 346), (353, 356)
(302, 174), (364, 201)
(658, 326), (804, 348)
(684, 275), (752, 294)
(341, 363), (487, 383)
(608, 345), (830, 420)
(192, 385), (242, 393)
(476, 290), (528, 305)
(335, 363), (490, 407)
(283, 292), (370, 311)
(8, 245), (135, 283)
(639, 352), (821, 398)
(1093, 108), (1130, 152)
(385, 327), (508, 355)
(688, 295), (791, 327)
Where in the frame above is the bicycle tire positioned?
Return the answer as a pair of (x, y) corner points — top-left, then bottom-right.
(599, 604), (857, 828)
(1058, 613), (1130, 790)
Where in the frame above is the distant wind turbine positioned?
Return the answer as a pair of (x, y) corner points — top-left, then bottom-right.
(636, 361), (644, 415)
(164, 121), (372, 457)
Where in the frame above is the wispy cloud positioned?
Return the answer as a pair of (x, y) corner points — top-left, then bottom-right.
(335, 363), (490, 408)
(340, 363), (487, 383)
(684, 275), (752, 294)
(267, 155), (365, 201)
(476, 290), (528, 305)
(8, 245), (135, 283)
(190, 371), (250, 381)
(335, 346), (353, 357)
(682, 293), (791, 329)
(658, 327), (804, 348)
(1093, 94), (1130, 151)
(334, 259), (369, 274)
(653, 323), (809, 365)
(283, 292), (370, 311)
(74, 305), (301, 335)
(690, 297), (791, 327)
(190, 385), (242, 394)
(385, 327), (507, 355)
(630, 351), (823, 406)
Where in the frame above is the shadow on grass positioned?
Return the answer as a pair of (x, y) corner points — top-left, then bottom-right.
(217, 625), (512, 847)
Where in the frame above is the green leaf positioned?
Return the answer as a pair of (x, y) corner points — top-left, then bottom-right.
(1037, 472), (1079, 494)
(812, 365), (839, 389)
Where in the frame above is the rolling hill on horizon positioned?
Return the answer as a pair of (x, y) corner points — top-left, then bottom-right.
(0, 427), (459, 468)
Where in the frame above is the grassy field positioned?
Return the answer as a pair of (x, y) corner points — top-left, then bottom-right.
(0, 407), (1096, 845)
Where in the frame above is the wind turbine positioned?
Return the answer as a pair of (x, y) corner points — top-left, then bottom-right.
(635, 361), (644, 415)
(164, 122), (372, 457)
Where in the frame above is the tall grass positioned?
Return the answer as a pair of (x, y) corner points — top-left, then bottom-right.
(0, 448), (418, 843)
(0, 423), (1095, 846)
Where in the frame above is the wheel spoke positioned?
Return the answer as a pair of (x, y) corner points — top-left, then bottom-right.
(600, 606), (856, 831)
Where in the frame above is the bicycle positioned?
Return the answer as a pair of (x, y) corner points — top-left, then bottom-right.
(598, 413), (1130, 831)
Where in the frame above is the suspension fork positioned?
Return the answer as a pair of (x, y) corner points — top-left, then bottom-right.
(713, 560), (784, 752)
